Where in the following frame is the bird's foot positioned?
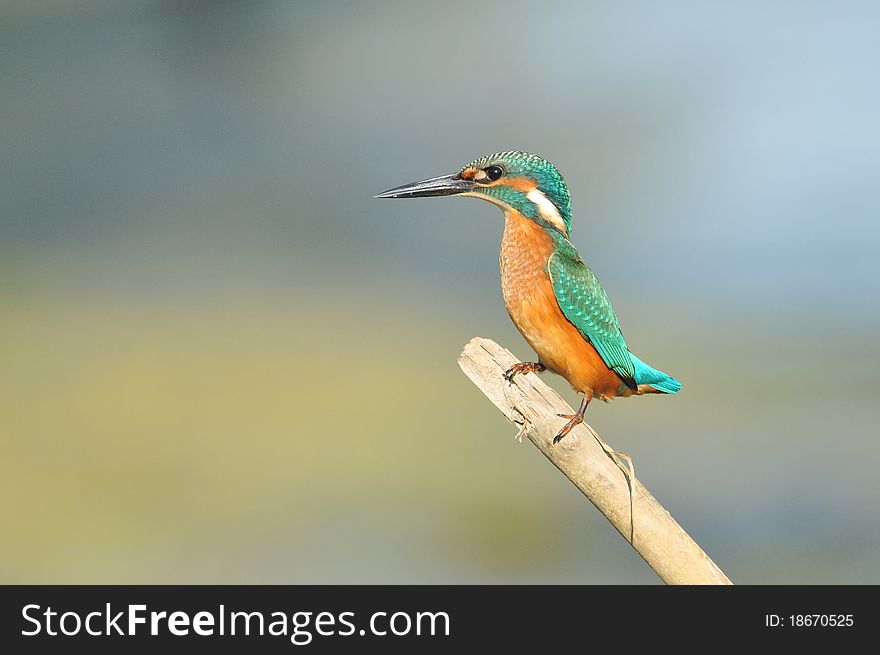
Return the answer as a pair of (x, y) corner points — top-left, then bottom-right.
(503, 361), (545, 383)
(553, 413), (583, 443)
(553, 394), (591, 444)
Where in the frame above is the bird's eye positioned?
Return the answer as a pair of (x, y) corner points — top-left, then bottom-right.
(484, 165), (505, 182)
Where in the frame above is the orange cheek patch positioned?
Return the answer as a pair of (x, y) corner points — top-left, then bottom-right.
(459, 167), (478, 180)
(503, 176), (538, 192)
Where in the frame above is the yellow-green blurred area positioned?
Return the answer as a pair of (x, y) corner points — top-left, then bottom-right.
(2, 1), (879, 583)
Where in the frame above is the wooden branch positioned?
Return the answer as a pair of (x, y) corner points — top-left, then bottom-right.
(458, 337), (732, 585)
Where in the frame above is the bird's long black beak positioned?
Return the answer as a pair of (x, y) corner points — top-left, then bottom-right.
(374, 173), (474, 199)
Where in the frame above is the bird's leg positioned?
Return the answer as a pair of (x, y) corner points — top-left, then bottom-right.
(503, 361), (545, 383)
(553, 393), (591, 444)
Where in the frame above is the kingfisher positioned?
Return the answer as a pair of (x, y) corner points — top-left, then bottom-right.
(376, 151), (681, 443)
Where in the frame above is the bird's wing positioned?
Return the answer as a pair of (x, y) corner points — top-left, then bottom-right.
(547, 238), (636, 386)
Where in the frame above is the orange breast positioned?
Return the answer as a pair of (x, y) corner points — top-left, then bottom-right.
(499, 211), (625, 400)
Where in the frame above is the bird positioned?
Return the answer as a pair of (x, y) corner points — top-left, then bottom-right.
(376, 151), (681, 443)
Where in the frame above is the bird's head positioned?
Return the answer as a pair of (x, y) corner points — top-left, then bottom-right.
(376, 151), (572, 236)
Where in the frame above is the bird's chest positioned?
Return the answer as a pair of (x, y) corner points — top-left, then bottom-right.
(499, 213), (566, 361)
(499, 212), (555, 307)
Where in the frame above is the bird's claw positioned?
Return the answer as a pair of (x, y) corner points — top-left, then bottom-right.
(553, 413), (584, 444)
(503, 361), (545, 384)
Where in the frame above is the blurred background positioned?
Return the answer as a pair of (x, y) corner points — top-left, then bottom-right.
(2, 0), (878, 584)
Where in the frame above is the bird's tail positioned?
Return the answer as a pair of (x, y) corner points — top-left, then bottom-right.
(629, 352), (682, 394)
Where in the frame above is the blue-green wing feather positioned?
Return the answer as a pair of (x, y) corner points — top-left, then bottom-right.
(547, 238), (636, 387)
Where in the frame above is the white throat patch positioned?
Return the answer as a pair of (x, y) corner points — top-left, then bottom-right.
(526, 188), (567, 235)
